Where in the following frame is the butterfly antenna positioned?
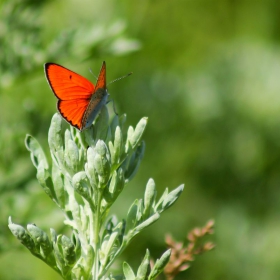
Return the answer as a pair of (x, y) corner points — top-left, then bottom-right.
(89, 68), (98, 80)
(108, 72), (133, 86)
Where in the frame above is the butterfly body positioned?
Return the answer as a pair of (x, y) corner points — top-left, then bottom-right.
(45, 61), (108, 131)
(82, 87), (108, 129)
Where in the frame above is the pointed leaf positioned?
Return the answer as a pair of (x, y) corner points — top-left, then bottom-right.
(73, 171), (90, 200)
(94, 140), (111, 185)
(133, 213), (160, 235)
(143, 179), (156, 218)
(8, 218), (35, 251)
(85, 147), (98, 186)
(160, 184), (184, 213)
(125, 200), (139, 234)
(148, 249), (171, 280)
(123, 262), (135, 280)
(27, 224), (52, 255)
(25, 134), (48, 169)
(48, 113), (64, 160)
(136, 249), (150, 280)
(130, 117), (148, 148)
(125, 142), (145, 182)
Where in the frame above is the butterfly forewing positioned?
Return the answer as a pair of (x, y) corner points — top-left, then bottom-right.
(45, 63), (96, 130)
(45, 63), (95, 100)
(95, 61), (106, 90)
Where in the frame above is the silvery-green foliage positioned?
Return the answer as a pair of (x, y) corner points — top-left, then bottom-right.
(122, 249), (171, 280)
(9, 107), (184, 279)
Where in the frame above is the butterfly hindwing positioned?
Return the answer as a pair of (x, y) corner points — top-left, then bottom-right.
(58, 99), (89, 130)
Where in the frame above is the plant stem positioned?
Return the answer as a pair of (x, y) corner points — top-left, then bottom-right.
(92, 190), (102, 279)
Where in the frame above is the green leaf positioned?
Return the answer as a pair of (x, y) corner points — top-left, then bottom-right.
(119, 114), (127, 129)
(72, 171), (90, 200)
(50, 228), (57, 243)
(25, 134), (49, 170)
(136, 249), (150, 280)
(123, 262), (135, 280)
(148, 249), (171, 280)
(48, 113), (64, 162)
(125, 126), (134, 153)
(72, 232), (81, 261)
(53, 235), (66, 271)
(159, 184), (184, 213)
(94, 140), (111, 185)
(100, 232), (119, 267)
(125, 200), (139, 234)
(36, 161), (56, 201)
(104, 168), (125, 206)
(154, 188), (168, 210)
(27, 224), (52, 256)
(111, 126), (123, 166)
(83, 245), (94, 278)
(110, 114), (120, 136)
(124, 141), (145, 182)
(85, 147), (98, 187)
(52, 164), (66, 208)
(130, 117), (148, 148)
(61, 235), (76, 266)
(8, 217), (35, 251)
(143, 179), (156, 219)
(65, 137), (80, 172)
(133, 213), (160, 235)
(108, 141), (116, 166)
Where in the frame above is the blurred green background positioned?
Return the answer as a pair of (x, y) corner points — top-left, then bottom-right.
(1, 0), (280, 279)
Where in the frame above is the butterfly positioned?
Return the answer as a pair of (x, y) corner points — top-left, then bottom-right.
(44, 61), (108, 131)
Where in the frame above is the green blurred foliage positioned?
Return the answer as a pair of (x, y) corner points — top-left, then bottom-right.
(1, 0), (280, 279)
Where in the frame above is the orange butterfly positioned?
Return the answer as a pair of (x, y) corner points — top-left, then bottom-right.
(45, 61), (108, 131)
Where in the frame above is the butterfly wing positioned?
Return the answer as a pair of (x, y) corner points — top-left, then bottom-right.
(45, 63), (95, 130)
(95, 61), (106, 90)
(81, 61), (108, 129)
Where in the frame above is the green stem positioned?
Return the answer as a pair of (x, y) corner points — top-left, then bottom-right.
(92, 190), (102, 279)
(100, 237), (128, 277)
